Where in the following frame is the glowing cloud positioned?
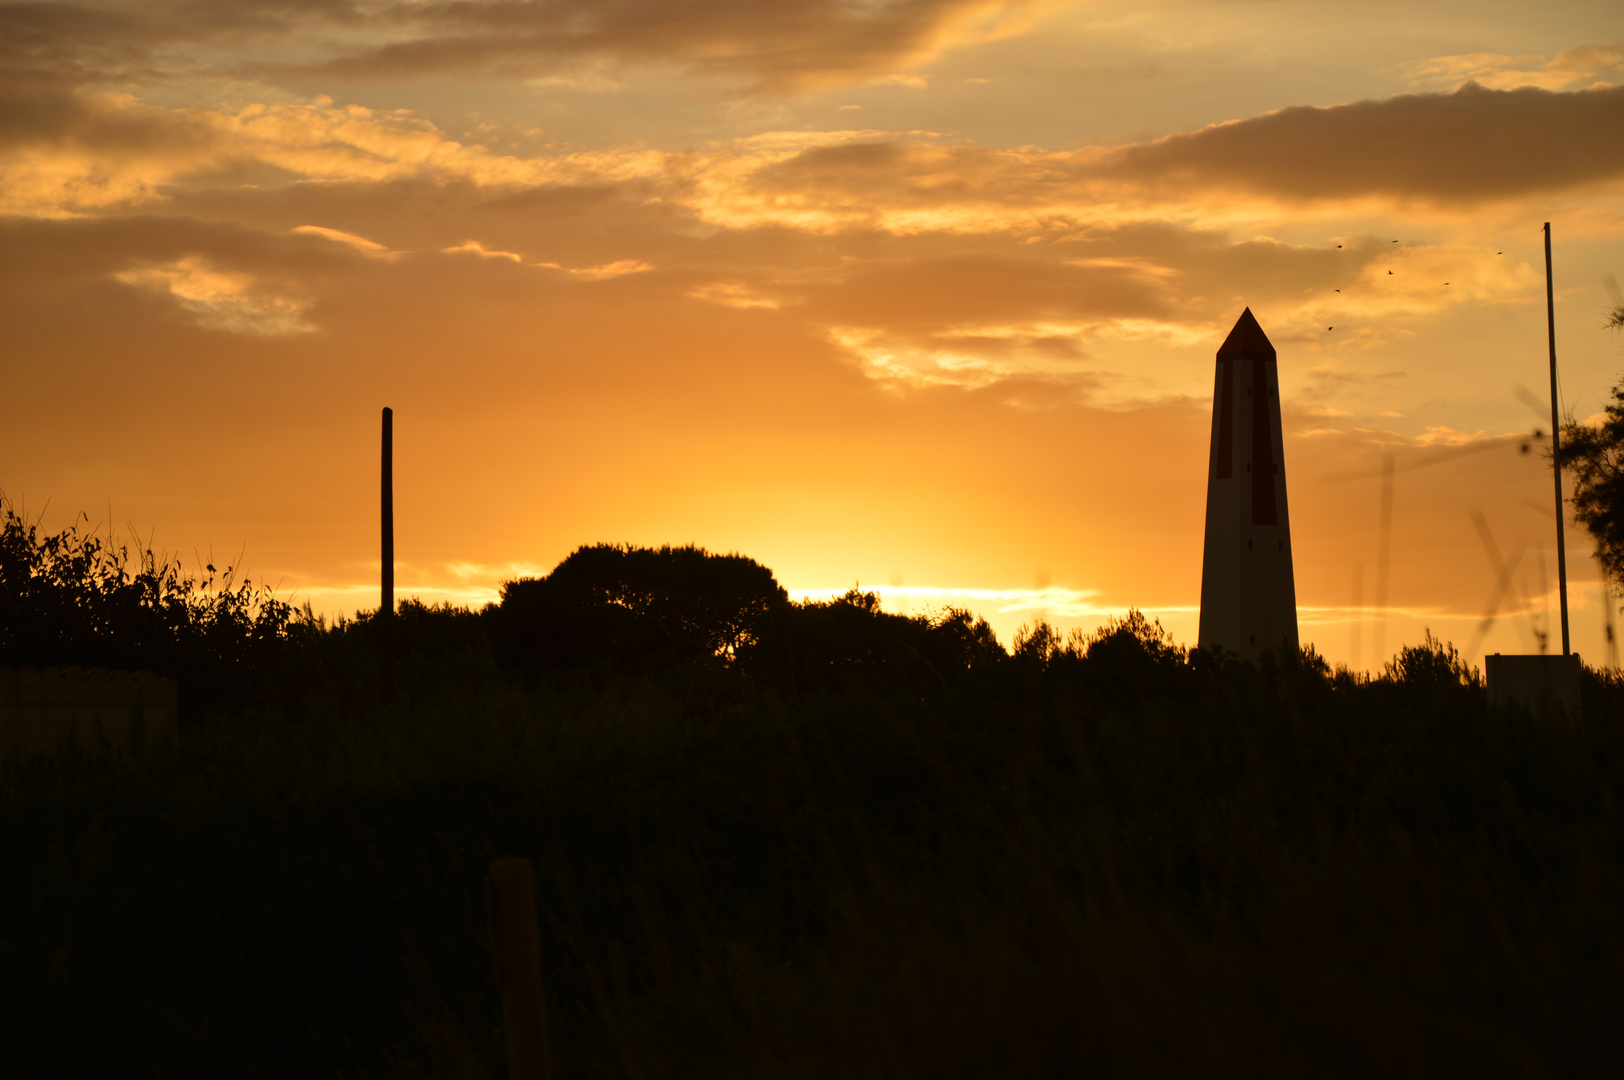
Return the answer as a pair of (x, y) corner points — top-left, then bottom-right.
(1406, 43), (1624, 92)
(300, 0), (1043, 94)
(536, 259), (654, 280)
(688, 282), (783, 309)
(444, 240), (524, 262)
(113, 257), (314, 336)
(294, 225), (395, 256)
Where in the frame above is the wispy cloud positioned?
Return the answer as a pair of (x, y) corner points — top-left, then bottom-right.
(114, 256), (314, 335)
(294, 225), (395, 257)
(688, 282), (784, 309)
(536, 258), (653, 280)
(827, 324), (1106, 394)
(444, 240), (653, 278)
(1404, 43), (1624, 92)
(297, 0), (1041, 94)
(444, 239), (524, 262)
(9, 82), (1623, 230)
(0, 91), (669, 218)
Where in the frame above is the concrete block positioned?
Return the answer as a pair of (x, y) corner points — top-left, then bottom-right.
(1485, 653), (1582, 720)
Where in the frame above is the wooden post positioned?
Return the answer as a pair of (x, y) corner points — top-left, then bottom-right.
(1543, 224), (1572, 656)
(382, 407), (395, 703)
(487, 858), (552, 1080)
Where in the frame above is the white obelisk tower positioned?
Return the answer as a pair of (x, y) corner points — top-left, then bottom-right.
(1198, 308), (1299, 660)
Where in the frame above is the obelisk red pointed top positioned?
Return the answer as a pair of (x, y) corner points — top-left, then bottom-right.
(1217, 307), (1275, 358)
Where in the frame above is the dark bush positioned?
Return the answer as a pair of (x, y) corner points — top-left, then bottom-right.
(743, 588), (1003, 693)
(1384, 630), (1479, 688)
(0, 500), (296, 716)
(1081, 609), (1192, 700)
(493, 544), (787, 677)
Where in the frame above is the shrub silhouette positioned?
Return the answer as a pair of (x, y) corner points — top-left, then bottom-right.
(745, 587), (1002, 692)
(389, 597), (492, 661)
(1083, 609), (1184, 667)
(1010, 619), (1066, 667)
(1383, 630), (1479, 688)
(1007, 610), (1193, 703)
(494, 543), (788, 676)
(921, 605), (1006, 673)
(0, 499), (294, 714)
(1081, 609), (1191, 700)
(1010, 609), (1184, 670)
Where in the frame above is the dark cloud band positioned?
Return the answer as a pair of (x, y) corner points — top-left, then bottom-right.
(1102, 81), (1624, 201)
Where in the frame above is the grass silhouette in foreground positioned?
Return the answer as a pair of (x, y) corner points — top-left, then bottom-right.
(3, 518), (1623, 1078)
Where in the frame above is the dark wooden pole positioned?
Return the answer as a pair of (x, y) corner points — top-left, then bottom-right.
(381, 407), (395, 702)
(487, 858), (552, 1080)
(1544, 224), (1571, 655)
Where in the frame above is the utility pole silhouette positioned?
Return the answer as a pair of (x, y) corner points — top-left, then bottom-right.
(382, 406), (395, 704)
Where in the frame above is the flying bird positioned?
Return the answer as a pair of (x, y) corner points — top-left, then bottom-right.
(1337, 244), (1343, 249)
(1328, 326), (1334, 331)
(1388, 270), (1393, 274)
(1392, 240), (1398, 243)
(1335, 288), (1341, 292)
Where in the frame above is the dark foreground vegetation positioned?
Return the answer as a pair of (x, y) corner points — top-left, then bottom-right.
(4, 508), (1624, 1078)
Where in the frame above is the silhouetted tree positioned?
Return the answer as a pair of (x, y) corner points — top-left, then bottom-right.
(1084, 610), (1184, 667)
(1558, 375), (1624, 594)
(1010, 620), (1065, 668)
(494, 543), (787, 675)
(1008, 610), (1195, 702)
(1081, 609), (1192, 699)
(921, 605), (1006, 673)
(745, 588), (1001, 692)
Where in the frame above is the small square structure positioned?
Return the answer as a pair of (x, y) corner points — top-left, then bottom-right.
(1485, 653), (1581, 720)
(0, 668), (178, 763)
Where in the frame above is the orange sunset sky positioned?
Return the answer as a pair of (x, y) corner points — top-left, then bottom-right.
(3, 0), (1623, 670)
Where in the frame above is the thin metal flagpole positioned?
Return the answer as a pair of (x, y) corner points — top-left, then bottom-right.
(1544, 223), (1571, 656)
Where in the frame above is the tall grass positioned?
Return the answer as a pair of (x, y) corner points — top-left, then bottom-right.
(2, 524), (1622, 1077)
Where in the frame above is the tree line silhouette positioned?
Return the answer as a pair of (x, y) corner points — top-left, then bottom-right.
(0, 498), (1605, 717)
(6, 501), (1624, 1076)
